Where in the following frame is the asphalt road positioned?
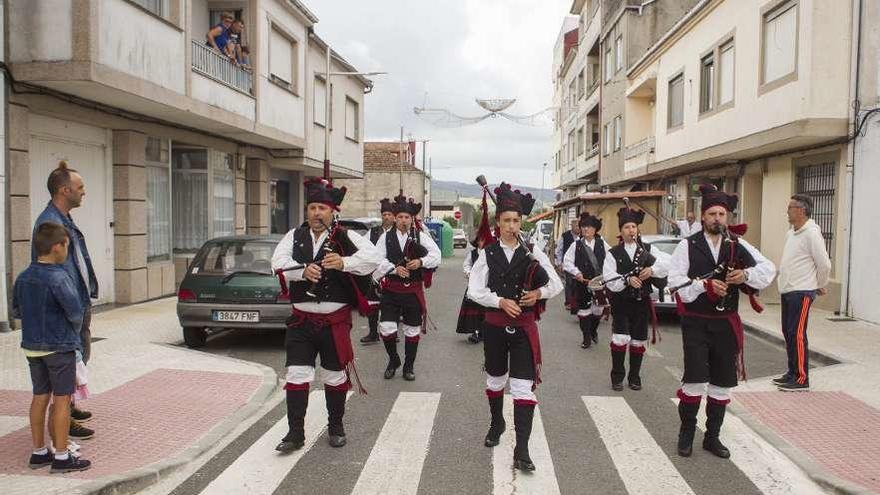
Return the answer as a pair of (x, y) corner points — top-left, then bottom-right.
(160, 249), (816, 495)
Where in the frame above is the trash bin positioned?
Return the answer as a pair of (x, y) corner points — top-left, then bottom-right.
(424, 221), (454, 258)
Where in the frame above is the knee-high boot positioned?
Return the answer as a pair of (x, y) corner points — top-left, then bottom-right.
(383, 337), (401, 379)
(627, 348), (644, 390)
(484, 394), (506, 447)
(677, 396), (700, 457)
(276, 388), (309, 453)
(403, 338), (419, 381)
(361, 313), (380, 343)
(512, 403), (536, 471)
(578, 318), (592, 348)
(610, 347), (627, 390)
(325, 388), (347, 448)
(589, 316), (600, 343)
(703, 401), (731, 458)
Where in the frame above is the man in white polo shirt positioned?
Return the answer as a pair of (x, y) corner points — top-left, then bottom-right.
(774, 194), (831, 391)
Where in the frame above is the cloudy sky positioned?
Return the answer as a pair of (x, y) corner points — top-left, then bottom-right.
(309, 1), (573, 189)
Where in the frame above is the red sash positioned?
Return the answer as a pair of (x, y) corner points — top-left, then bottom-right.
(382, 279), (428, 333)
(484, 311), (542, 388)
(288, 307), (366, 394)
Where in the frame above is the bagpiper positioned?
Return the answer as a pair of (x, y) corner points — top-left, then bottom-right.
(563, 212), (611, 349)
(555, 217), (580, 313)
(668, 185), (775, 458)
(360, 198), (396, 345)
(270, 178), (381, 453)
(457, 188), (496, 344)
(601, 206), (668, 391)
(373, 193), (441, 381)
(468, 182), (563, 472)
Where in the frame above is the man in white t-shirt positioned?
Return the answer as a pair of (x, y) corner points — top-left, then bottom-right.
(675, 212), (702, 237)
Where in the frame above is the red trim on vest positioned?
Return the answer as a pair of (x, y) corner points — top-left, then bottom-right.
(485, 389), (504, 399)
(677, 388), (702, 404)
(284, 382), (310, 391)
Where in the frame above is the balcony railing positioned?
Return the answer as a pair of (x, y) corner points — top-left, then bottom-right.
(587, 143), (600, 159)
(191, 40), (253, 95)
(625, 137), (655, 161)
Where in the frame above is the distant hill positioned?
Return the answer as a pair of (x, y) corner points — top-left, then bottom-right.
(431, 179), (557, 204)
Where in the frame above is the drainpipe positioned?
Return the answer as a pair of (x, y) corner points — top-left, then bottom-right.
(841, 0), (863, 317)
(0, 2), (10, 332)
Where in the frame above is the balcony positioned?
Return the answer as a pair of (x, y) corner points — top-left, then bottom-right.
(558, 144), (600, 188)
(191, 41), (253, 95)
(624, 137), (656, 173)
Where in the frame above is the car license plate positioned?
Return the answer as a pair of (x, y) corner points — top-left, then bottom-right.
(212, 310), (260, 322)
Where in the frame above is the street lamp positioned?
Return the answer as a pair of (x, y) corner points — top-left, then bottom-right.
(320, 46), (387, 179)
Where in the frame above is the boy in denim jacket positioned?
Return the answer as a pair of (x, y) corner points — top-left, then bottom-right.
(13, 222), (91, 473)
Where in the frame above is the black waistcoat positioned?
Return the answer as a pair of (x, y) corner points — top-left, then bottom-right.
(684, 232), (757, 314)
(485, 243), (550, 308)
(574, 236), (606, 280)
(609, 242), (654, 300)
(369, 226), (385, 245)
(385, 229), (429, 283)
(289, 227), (356, 305)
(470, 247), (480, 265)
(561, 230), (576, 257)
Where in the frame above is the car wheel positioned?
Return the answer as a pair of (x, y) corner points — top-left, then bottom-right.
(183, 327), (208, 348)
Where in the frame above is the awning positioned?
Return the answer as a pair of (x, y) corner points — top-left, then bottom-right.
(526, 210), (554, 223)
(553, 190), (667, 210)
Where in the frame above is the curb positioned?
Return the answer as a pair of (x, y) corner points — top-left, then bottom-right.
(733, 321), (872, 495)
(68, 350), (280, 495)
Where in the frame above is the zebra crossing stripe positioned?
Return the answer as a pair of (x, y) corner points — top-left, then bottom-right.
(493, 396), (561, 495)
(198, 391), (349, 495)
(583, 396), (695, 495)
(351, 392), (441, 495)
(669, 398), (825, 495)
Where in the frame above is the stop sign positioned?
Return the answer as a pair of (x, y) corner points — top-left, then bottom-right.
(454, 211), (462, 220)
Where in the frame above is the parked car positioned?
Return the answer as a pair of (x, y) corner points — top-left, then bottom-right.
(339, 217), (380, 237)
(642, 234), (682, 314)
(177, 235), (289, 348)
(533, 220), (554, 246)
(452, 228), (468, 248)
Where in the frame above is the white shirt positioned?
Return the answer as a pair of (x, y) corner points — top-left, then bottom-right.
(778, 219), (831, 293)
(271, 226), (381, 313)
(468, 239), (563, 309)
(554, 230), (578, 265)
(676, 220), (703, 237)
(463, 244), (479, 275)
(373, 228), (442, 282)
(563, 237), (611, 278)
(601, 241), (671, 293)
(668, 233), (777, 303)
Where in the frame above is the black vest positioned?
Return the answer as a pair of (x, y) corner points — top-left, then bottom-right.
(561, 230), (576, 257)
(470, 247), (480, 265)
(574, 236), (606, 280)
(289, 227), (358, 305)
(369, 226), (386, 245)
(609, 242), (655, 300)
(385, 229), (429, 283)
(684, 232), (757, 314)
(485, 242), (550, 310)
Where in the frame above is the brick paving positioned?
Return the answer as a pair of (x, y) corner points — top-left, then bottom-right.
(736, 391), (880, 492)
(0, 368), (262, 480)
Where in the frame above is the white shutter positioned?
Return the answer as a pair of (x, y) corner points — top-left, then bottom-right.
(345, 98), (358, 139)
(270, 28), (292, 84)
(719, 43), (735, 105)
(763, 3), (797, 83)
(314, 78), (327, 125)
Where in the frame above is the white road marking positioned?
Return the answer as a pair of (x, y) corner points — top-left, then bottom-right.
(0, 415), (28, 437)
(493, 396), (561, 495)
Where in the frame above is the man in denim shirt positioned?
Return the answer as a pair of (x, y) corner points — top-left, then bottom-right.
(13, 223), (92, 473)
(32, 161), (98, 436)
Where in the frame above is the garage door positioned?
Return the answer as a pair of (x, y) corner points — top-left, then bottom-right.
(29, 115), (114, 305)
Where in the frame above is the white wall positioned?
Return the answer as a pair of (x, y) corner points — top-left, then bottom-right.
(8, 0), (73, 62)
(98, 0), (186, 94)
(191, 72), (256, 120)
(850, 113), (880, 324)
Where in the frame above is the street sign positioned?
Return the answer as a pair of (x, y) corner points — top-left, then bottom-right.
(454, 211), (462, 220)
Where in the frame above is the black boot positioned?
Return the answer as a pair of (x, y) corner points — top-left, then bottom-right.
(703, 401), (731, 458)
(484, 395), (506, 447)
(589, 317), (600, 344)
(610, 348), (626, 391)
(512, 403), (536, 471)
(276, 389), (309, 453)
(467, 330), (482, 344)
(360, 313), (380, 344)
(677, 398), (700, 457)
(383, 339), (401, 379)
(402, 339), (418, 381)
(628, 350), (644, 390)
(325, 388), (347, 448)
(578, 318), (592, 349)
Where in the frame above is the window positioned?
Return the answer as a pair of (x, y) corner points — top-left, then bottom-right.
(345, 97), (359, 141)
(569, 80), (577, 109)
(172, 148), (237, 252)
(719, 41), (735, 105)
(269, 24), (298, 92)
(578, 70), (585, 99)
(603, 123), (611, 155)
(613, 116), (622, 151)
(795, 161), (836, 260)
(577, 127), (585, 155)
(667, 73), (684, 129)
(146, 138), (171, 262)
(615, 36), (623, 72)
(314, 77), (327, 126)
(131, 0), (167, 17)
(604, 46), (613, 82)
(568, 130), (576, 162)
(591, 124), (599, 151)
(700, 54), (716, 113)
(762, 0), (798, 85)
(213, 153), (235, 238)
(590, 63), (600, 88)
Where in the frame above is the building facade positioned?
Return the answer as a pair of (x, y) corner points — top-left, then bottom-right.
(335, 142), (426, 219)
(3, 0), (370, 316)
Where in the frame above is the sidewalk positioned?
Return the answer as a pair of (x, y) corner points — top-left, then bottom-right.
(735, 302), (880, 494)
(0, 298), (278, 495)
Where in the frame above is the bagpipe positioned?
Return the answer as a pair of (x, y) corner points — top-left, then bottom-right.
(587, 237), (657, 302)
(376, 219), (433, 291)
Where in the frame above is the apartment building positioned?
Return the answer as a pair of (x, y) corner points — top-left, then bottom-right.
(3, 0), (370, 310)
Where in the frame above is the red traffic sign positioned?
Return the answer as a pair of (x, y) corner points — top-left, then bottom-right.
(454, 211), (462, 220)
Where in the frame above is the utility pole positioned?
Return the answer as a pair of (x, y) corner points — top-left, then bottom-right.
(541, 162), (547, 212)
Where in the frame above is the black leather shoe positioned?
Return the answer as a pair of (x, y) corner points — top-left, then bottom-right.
(484, 423), (505, 447)
(402, 368), (416, 381)
(702, 437), (731, 459)
(628, 382), (642, 391)
(580, 341), (592, 349)
(384, 365), (398, 380)
(611, 382), (624, 391)
(777, 381), (810, 392)
(360, 334), (380, 344)
(771, 374), (792, 386)
(328, 434), (347, 448)
(275, 436), (304, 453)
(513, 457), (536, 471)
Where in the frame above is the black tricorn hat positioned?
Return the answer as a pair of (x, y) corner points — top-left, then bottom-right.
(379, 198), (394, 213)
(495, 182), (535, 216)
(699, 184), (739, 212)
(617, 207), (645, 229)
(579, 212), (602, 231)
(305, 177), (346, 210)
(391, 192), (422, 216)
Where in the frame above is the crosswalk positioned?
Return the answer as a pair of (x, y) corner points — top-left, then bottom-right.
(190, 391), (823, 495)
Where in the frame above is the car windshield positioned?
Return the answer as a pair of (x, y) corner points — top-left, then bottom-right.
(453, 229), (465, 236)
(192, 240), (276, 275)
(540, 223), (553, 235)
(650, 241), (679, 256)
